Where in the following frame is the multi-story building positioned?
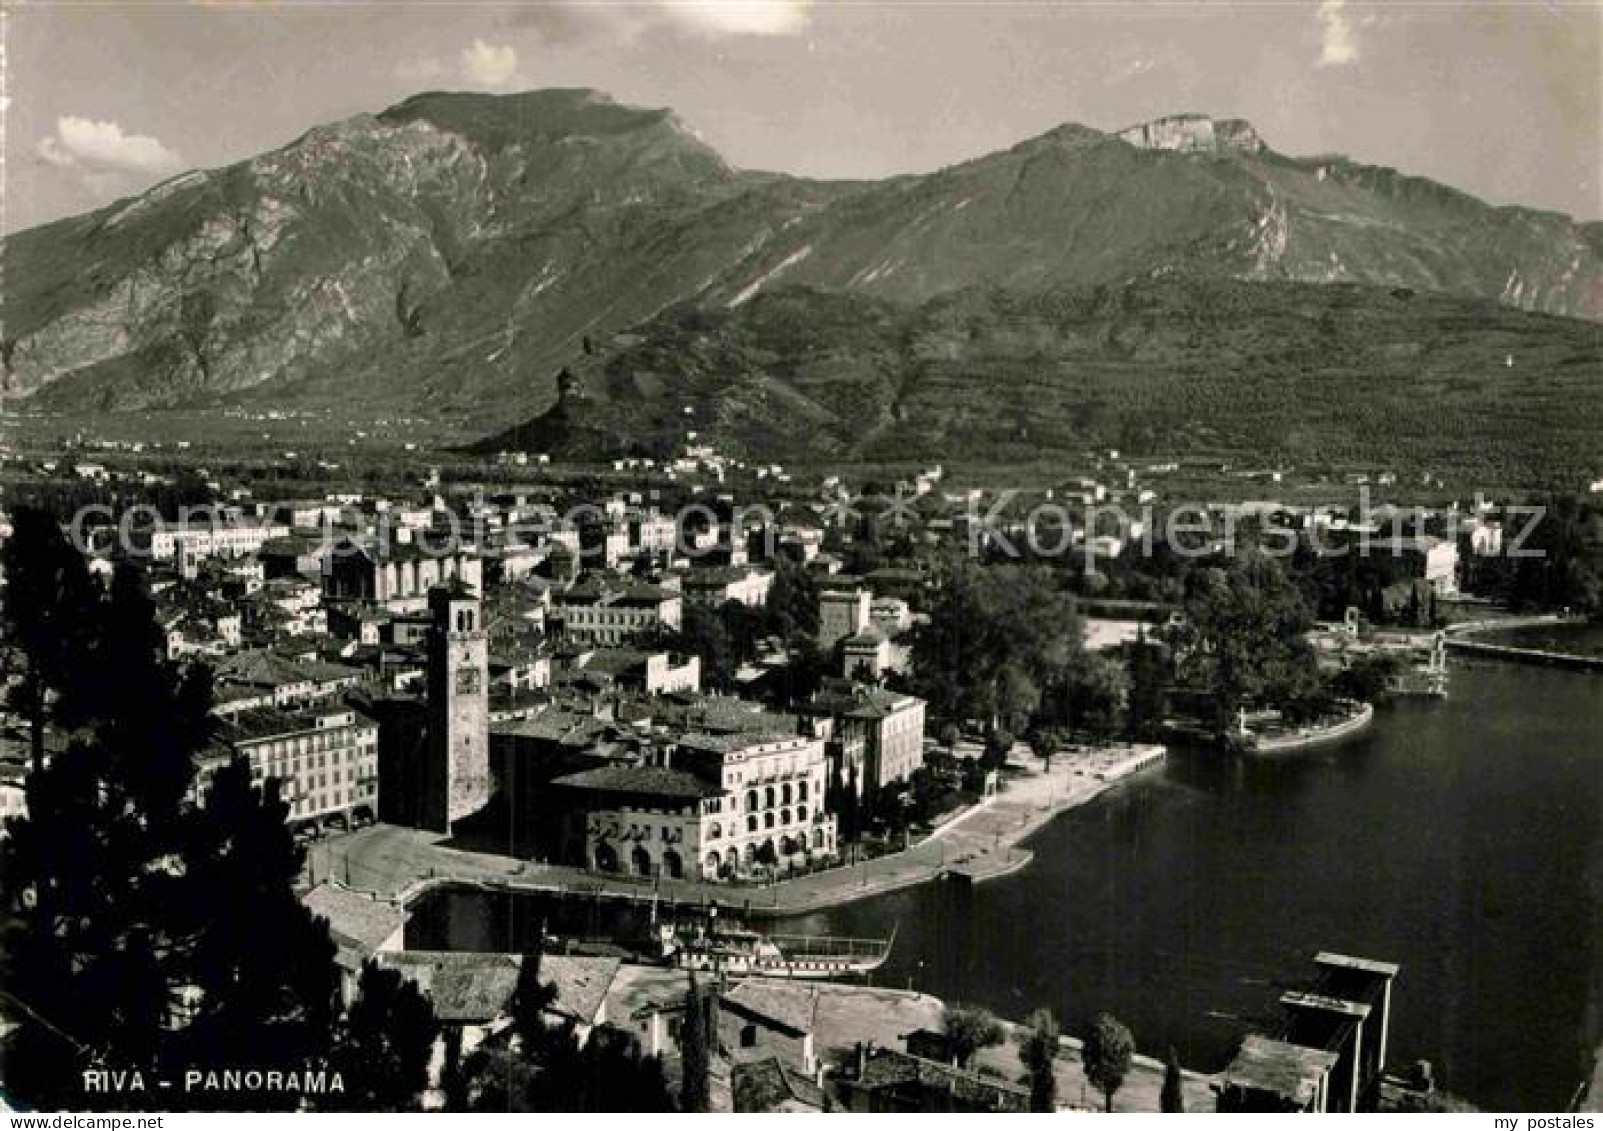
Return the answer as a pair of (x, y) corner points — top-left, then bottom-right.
(682, 565), (775, 609)
(553, 579), (682, 645)
(818, 588), (872, 648)
(1393, 536), (1460, 595)
(806, 680), (926, 795)
(203, 704), (380, 826)
(144, 517), (290, 564)
(211, 650), (364, 716)
(630, 511), (680, 559)
(323, 537), (482, 605)
(552, 731), (836, 881)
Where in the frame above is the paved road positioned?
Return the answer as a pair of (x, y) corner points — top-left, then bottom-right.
(311, 751), (1131, 919)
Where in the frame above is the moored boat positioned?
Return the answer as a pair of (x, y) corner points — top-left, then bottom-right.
(657, 917), (895, 979)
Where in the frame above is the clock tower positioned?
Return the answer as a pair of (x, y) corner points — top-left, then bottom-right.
(428, 582), (490, 829)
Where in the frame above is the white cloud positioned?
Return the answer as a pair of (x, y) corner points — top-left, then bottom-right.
(509, 1), (811, 40)
(656, 1), (812, 38)
(36, 116), (184, 174)
(461, 38), (518, 87)
(1316, 0), (1360, 67)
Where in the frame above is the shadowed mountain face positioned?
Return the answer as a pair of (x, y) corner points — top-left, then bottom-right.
(5, 92), (1602, 445)
(474, 279), (1603, 484)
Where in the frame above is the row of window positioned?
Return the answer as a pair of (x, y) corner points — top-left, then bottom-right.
(706, 806), (809, 839)
(743, 781), (810, 811)
(290, 784), (373, 815)
(250, 730), (375, 759)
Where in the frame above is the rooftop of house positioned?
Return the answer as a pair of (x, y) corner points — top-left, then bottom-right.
(215, 649), (363, 689)
(539, 955), (623, 1028)
(722, 978), (821, 1037)
(648, 694), (801, 736)
(855, 1047), (1029, 1109)
(580, 648), (654, 677)
(550, 763), (718, 800)
(682, 564), (770, 588)
(1217, 1034), (1341, 1105)
(809, 679), (921, 719)
(555, 579), (679, 607)
(330, 536), (474, 566)
(377, 951), (523, 1024)
(732, 1057), (826, 1113)
(490, 710), (610, 746)
(301, 884), (405, 971)
(675, 729), (808, 755)
(222, 703), (371, 743)
(604, 964), (693, 1022)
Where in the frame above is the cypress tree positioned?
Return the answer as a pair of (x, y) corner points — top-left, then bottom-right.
(1161, 1046), (1186, 1113)
(680, 971), (711, 1112)
(1016, 1008), (1060, 1113)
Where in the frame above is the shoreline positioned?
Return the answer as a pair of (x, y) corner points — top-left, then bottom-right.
(1247, 700), (1376, 755)
(313, 746), (1166, 929)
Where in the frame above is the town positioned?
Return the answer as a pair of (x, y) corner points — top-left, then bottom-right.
(5, 414), (1594, 1113)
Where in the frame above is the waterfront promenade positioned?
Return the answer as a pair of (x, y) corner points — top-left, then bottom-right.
(309, 744), (1165, 924)
(1249, 700), (1375, 755)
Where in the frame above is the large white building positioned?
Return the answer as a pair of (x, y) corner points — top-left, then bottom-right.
(552, 731), (836, 881)
(554, 579), (683, 645)
(807, 681), (927, 795)
(145, 517), (290, 564)
(201, 704), (380, 825)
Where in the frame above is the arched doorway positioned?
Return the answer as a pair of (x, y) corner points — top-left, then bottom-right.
(594, 841), (619, 873)
(631, 845), (653, 876)
(662, 849), (683, 879)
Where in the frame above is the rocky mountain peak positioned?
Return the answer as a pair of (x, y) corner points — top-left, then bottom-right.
(1115, 113), (1264, 155)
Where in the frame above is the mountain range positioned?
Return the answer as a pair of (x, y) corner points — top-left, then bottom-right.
(5, 88), (1601, 474)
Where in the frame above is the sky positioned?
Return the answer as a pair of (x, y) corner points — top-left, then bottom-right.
(5, 1), (1601, 234)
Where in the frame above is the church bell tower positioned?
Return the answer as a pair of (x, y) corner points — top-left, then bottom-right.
(428, 583), (490, 828)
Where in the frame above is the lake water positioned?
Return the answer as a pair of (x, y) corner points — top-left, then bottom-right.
(409, 637), (1602, 1110)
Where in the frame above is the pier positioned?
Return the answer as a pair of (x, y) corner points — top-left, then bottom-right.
(1443, 636), (1603, 671)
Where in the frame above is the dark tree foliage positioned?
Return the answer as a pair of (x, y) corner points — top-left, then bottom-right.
(1166, 555), (1325, 734)
(1016, 1008), (1060, 1113)
(1, 510), (347, 1112)
(911, 560), (1083, 733)
(0, 507), (102, 769)
(942, 1003), (1004, 1068)
(765, 559), (820, 639)
(440, 1025), (469, 1112)
(1124, 633), (1169, 740)
(328, 960), (440, 1111)
(1082, 1012), (1136, 1113)
(509, 944), (558, 1048)
(1161, 1046), (1186, 1113)
(179, 760), (341, 1110)
(0, 526), (219, 1110)
(461, 940), (674, 1112)
(673, 602), (736, 690)
(1331, 651), (1404, 703)
(680, 971), (712, 1112)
